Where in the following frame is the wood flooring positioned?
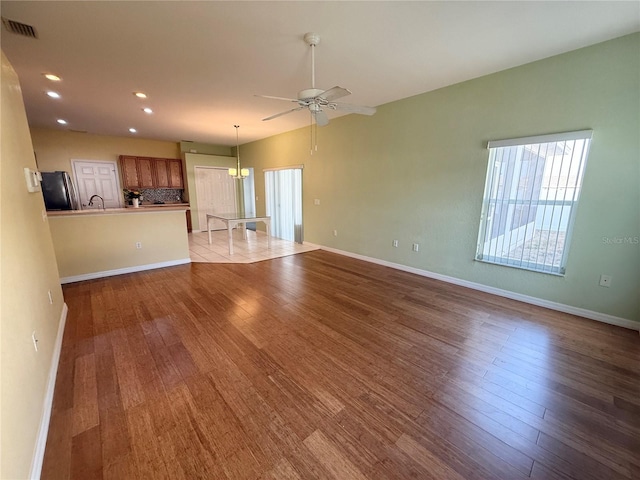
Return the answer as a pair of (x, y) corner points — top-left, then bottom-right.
(41, 250), (640, 479)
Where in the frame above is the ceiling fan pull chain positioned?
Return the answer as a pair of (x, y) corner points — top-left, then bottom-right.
(310, 111), (314, 155)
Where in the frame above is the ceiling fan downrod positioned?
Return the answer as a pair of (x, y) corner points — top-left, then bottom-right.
(304, 32), (320, 91)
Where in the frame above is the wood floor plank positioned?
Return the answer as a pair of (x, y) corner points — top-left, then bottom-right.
(40, 408), (73, 480)
(395, 433), (466, 480)
(415, 400), (534, 477)
(70, 425), (103, 480)
(72, 353), (99, 436)
(41, 250), (640, 480)
(259, 457), (302, 480)
(303, 429), (369, 480)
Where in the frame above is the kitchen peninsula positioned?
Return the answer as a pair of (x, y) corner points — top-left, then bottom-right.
(47, 206), (190, 283)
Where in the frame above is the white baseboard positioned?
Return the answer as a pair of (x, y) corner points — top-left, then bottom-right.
(30, 302), (68, 480)
(304, 243), (639, 332)
(60, 258), (191, 284)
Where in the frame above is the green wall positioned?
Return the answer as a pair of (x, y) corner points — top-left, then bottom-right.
(240, 33), (640, 323)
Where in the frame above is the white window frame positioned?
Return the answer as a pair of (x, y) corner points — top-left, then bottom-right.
(476, 130), (593, 275)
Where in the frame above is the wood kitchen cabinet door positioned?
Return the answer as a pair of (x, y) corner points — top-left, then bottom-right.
(120, 155), (183, 189)
(120, 156), (139, 188)
(168, 159), (184, 188)
(154, 159), (170, 188)
(137, 157), (154, 188)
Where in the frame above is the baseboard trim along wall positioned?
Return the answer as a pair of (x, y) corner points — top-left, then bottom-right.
(30, 303), (68, 480)
(60, 258), (192, 284)
(305, 243), (639, 333)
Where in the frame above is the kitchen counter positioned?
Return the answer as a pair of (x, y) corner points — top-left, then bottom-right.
(139, 202), (190, 208)
(47, 204), (189, 217)
(47, 207), (191, 282)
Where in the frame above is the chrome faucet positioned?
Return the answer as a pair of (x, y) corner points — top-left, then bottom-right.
(88, 194), (105, 210)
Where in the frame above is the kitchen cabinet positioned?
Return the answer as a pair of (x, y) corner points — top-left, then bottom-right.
(154, 159), (170, 188)
(120, 156), (139, 188)
(119, 155), (184, 189)
(137, 157), (154, 188)
(168, 159), (184, 188)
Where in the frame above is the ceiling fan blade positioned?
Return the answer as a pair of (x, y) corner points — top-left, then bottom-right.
(262, 106), (304, 121)
(317, 86), (351, 102)
(313, 110), (329, 127)
(255, 94), (299, 103)
(332, 103), (377, 116)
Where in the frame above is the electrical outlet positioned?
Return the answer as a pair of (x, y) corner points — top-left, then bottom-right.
(42, 209), (47, 222)
(392, 240), (399, 247)
(136, 242), (142, 249)
(32, 331), (39, 352)
(599, 274), (612, 287)
(333, 230), (338, 237)
(314, 199), (320, 205)
(48, 290), (53, 304)
(412, 243), (419, 252)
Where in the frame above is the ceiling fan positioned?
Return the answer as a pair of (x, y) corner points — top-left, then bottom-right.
(257, 32), (376, 126)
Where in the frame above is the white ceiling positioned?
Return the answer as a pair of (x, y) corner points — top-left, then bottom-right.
(2, 1), (638, 146)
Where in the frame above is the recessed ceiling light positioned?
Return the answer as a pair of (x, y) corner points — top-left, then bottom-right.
(44, 73), (61, 82)
(133, 92), (147, 99)
(46, 91), (61, 98)
(129, 128), (137, 133)
(142, 107), (153, 114)
(56, 119), (67, 125)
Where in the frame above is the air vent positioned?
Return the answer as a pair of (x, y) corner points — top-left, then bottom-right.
(1, 17), (38, 38)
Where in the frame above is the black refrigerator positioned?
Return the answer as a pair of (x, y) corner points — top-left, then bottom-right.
(40, 171), (79, 210)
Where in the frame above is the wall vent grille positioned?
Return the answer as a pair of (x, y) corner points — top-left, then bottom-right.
(1, 17), (38, 38)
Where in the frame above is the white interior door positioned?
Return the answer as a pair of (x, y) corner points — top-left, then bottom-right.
(72, 160), (121, 209)
(194, 166), (237, 231)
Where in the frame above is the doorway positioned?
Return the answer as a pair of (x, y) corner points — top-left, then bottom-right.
(194, 166), (237, 231)
(264, 167), (303, 243)
(72, 160), (121, 209)
(242, 168), (257, 231)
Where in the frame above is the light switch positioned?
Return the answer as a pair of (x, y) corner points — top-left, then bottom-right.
(24, 168), (41, 192)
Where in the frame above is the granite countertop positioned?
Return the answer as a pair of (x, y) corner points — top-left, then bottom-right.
(47, 204), (190, 217)
(138, 202), (190, 208)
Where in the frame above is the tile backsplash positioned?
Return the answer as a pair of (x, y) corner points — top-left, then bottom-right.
(137, 189), (184, 204)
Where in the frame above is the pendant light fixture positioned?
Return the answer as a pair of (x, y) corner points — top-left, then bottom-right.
(229, 124), (249, 179)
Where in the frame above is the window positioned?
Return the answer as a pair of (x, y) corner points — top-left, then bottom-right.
(476, 130), (592, 275)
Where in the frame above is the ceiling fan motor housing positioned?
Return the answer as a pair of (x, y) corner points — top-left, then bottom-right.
(298, 88), (324, 101)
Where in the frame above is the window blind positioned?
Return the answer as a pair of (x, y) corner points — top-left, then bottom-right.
(476, 130), (593, 275)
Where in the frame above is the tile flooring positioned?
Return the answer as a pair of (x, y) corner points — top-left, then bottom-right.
(188, 228), (318, 263)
